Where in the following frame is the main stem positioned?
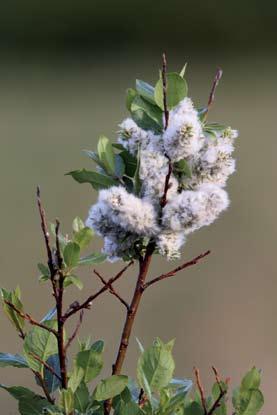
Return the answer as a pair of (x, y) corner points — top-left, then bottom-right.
(56, 275), (67, 389)
(112, 244), (154, 375)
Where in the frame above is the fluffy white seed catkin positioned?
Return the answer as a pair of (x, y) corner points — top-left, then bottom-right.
(139, 148), (178, 202)
(162, 183), (229, 234)
(163, 98), (204, 161)
(117, 118), (149, 155)
(86, 186), (159, 237)
(188, 127), (237, 188)
(156, 231), (186, 260)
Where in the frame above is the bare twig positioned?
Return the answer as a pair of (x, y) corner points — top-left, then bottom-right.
(143, 250), (211, 289)
(207, 367), (228, 415)
(65, 310), (84, 351)
(205, 68), (223, 119)
(63, 261), (134, 320)
(160, 156), (173, 209)
(138, 388), (147, 408)
(94, 269), (130, 311)
(162, 52), (169, 130)
(4, 300), (58, 336)
(29, 352), (62, 382)
(36, 187), (56, 281)
(194, 367), (207, 415)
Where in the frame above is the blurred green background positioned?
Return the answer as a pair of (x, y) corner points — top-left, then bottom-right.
(0, 1), (276, 413)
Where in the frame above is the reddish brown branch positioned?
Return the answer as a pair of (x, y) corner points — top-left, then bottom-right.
(160, 157), (173, 209)
(36, 187), (56, 283)
(205, 68), (223, 119)
(29, 352), (62, 382)
(63, 261), (134, 320)
(162, 52), (169, 130)
(4, 300), (58, 336)
(55, 219), (63, 270)
(65, 310), (84, 351)
(194, 367), (208, 415)
(94, 269), (130, 311)
(207, 367), (228, 415)
(143, 250), (210, 289)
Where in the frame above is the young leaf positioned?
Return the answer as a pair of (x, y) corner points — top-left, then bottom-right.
(184, 401), (204, 415)
(76, 341), (104, 383)
(94, 375), (129, 401)
(131, 95), (163, 129)
(174, 159), (192, 178)
(136, 79), (156, 105)
(67, 169), (118, 190)
(68, 365), (84, 393)
(154, 72), (188, 110)
(72, 217), (85, 233)
(37, 263), (50, 277)
(63, 242), (80, 268)
(64, 275), (84, 290)
(78, 253), (107, 266)
(120, 151), (137, 177)
(74, 382), (90, 413)
(233, 389), (264, 415)
(97, 135), (116, 175)
(180, 63), (188, 78)
(23, 321), (57, 376)
(0, 353), (28, 368)
(1, 288), (25, 334)
(73, 227), (94, 249)
(59, 389), (74, 415)
(126, 88), (138, 111)
(241, 367), (261, 390)
(137, 338), (175, 393)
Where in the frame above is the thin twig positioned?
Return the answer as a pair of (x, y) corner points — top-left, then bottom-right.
(36, 372), (55, 404)
(94, 269), (130, 311)
(143, 250), (211, 289)
(29, 352), (62, 382)
(55, 219), (63, 270)
(194, 367), (207, 415)
(207, 367), (228, 415)
(205, 68), (223, 120)
(160, 156), (173, 209)
(36, 187), (56, 280)
(63, 261), (134, 320)
(65, 310), (84, 351)
(4, 300), (58, 336)
(212, 366), (223, 393)
(138, 388), (147, 408)
(162, 52), (169, 130)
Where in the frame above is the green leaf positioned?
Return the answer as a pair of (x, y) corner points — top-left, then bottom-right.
(78, 253), (107, 266)
(233, 389), (264, 415)
(59, 389), (74, 415)
(74, 382), (90, 413)
(1, 288), (25, 334)
(94, 375), (129, 401)
(113, 388), (143, 415)
(184, 401), (204, 415)
(40, 307), (56, 323)
(37, 263), (50, 277)
(72, 217), (85, 233)
(64, 275), (84, 290)
(43, 354), (61, 395)
(83, 150), (106, 170)
(112, 143), (126, 151)
(64, 242), (80, 268)
(136, 79), (156, 105)
(120, 151), (137, 177)
(115, 154), (126, 178)
(0, 353), (28, 368)
(203, 129), (217, 140)
(97, 135), (116, 175)
(0, 385), (55, 415)
(137, 338), (175, 394)
(154, 72), (188, 110)
(174, 159), (192, 179)
(23, 321), (57, 376)
(131, 95), (163, 129)
(131, 108), (163, 134)
(205, 123), (226, 132)
(134, 149), (142, 196)
(198, 107), (208, 122)
(126, 88), (138, 111)
(68, 365), (84, 393)
(73, 227), (94, 249)
(76, 341), (104, 383)
(67, 169), (118, 190)
(241, 368), (261, 390)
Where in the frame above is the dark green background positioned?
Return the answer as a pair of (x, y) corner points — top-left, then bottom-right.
(0, 2), (276, 414)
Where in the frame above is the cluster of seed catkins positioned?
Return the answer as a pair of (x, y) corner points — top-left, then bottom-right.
(86, 98), (237, 261)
